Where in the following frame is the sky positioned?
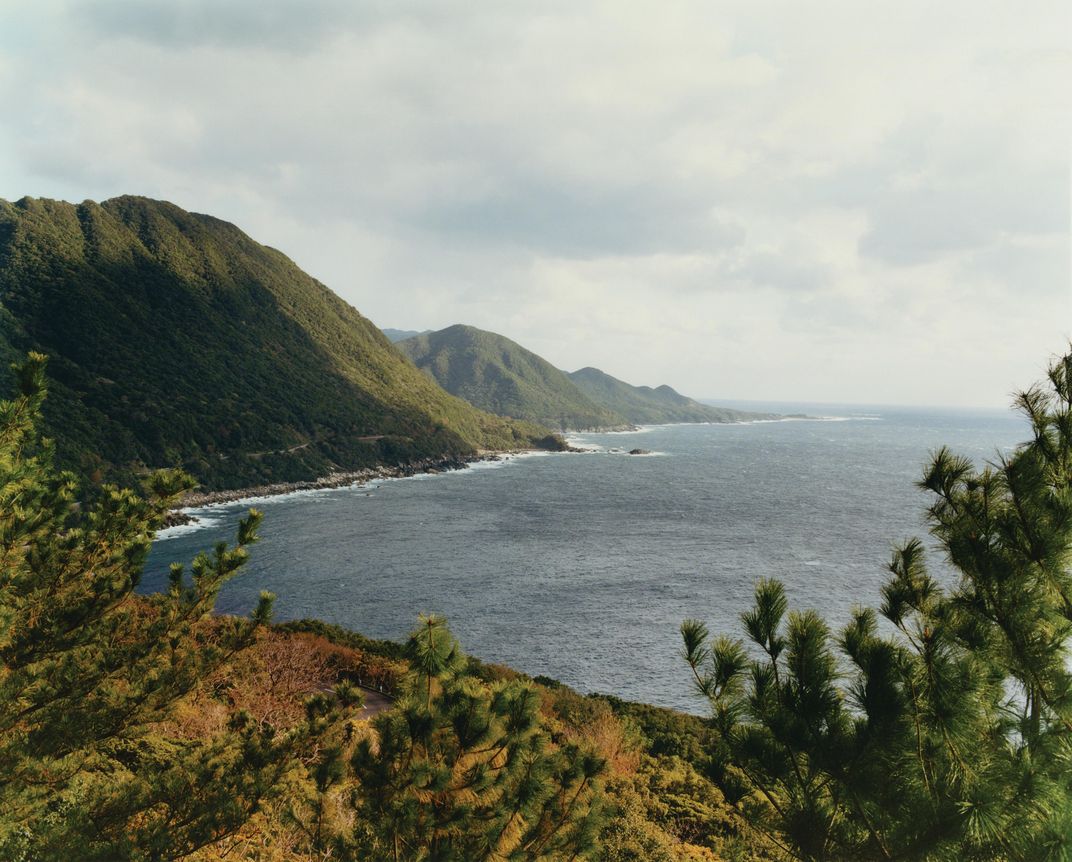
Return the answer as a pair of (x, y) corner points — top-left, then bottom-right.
(1, 1), (1069, 407)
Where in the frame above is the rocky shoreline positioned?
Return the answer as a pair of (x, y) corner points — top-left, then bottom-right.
(164, 449), (578, 528)
(181, 454), (499, 507)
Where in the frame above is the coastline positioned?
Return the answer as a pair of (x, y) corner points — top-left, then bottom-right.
(164, 448), (574, 527)
(163, 416), (825, 523)
(160, 416), (825, 528)
(180, 455), (480, 508)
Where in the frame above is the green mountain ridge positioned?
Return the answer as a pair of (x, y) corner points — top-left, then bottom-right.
(396, 324), (631, 431)
(382, 327), (430, 343)
(0, 196), (558, 490)
(393, 323), (778, 429)
(568, 366), (778, 424)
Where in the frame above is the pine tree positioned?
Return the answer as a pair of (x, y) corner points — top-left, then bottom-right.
(683, 351), (1072, 861)
(0, 354), (312, 860)
(350, 614), (606, 861)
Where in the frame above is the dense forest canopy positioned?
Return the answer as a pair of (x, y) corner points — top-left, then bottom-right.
(0, 197), (557, 491)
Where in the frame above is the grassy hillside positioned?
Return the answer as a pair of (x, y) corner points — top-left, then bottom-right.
(569, 366), (777, 425)
(397, 324), (630, 431)
(0, 196), (558, 490)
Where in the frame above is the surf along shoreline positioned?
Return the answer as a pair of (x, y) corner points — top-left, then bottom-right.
(162, 447), (580, 529)
(161, 414), (821, 528)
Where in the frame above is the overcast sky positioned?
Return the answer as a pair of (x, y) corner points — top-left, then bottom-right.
(1, 1), (1069, 407)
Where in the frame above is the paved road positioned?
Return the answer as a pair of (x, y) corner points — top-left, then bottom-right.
(356, 686), (393, 720)
(314, 684), (395, 720)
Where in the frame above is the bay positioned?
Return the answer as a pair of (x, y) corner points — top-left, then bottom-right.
(144, 404), (1027, 712)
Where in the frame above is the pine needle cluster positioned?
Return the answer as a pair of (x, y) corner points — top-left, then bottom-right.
(683, 352), (1072, 861)
(0, 353), (320, 860)
(351, 614), (606, 861)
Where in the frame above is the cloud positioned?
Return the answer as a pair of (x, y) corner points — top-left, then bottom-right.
(0, 0), (1068, 406)
(415, 180), (748, 257)
(74, 0), (383, 52)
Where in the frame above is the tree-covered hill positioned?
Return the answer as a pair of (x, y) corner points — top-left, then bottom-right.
(569, 366), (777, 425)
(397, 324), (630, 431)
(0, 196), (557, 490)
(381, 327), (430, 342)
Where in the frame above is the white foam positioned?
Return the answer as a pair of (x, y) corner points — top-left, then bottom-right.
(153, 450), (575, 539)
(155, 510), (225, 541)
(603, 447), (668, 457)
(190, 484), (361, 512)
(563, 435), (603, 452)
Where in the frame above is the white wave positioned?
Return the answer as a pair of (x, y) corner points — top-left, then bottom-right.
(465, 456), (521, 470)
(604, 447), (668, 457)
(599, 426), (654, 435)
(563, 437), (603, 452)
(153, 448), (582, 540)
(155, 511), (225, 541)
(192, 484), (362, 511)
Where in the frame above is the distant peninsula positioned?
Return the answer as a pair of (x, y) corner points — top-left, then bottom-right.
(395, 324), (630, 431)
(393, 323), (779, 430)
(567, 366), (780, 425)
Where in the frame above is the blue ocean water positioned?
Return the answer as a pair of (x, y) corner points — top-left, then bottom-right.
(144, 405), (1028, 712)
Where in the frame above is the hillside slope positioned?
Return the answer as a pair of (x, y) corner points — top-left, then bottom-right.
(381, 328), (429, 343)
(569, 366), (777, 424)
(397, 325), (628, 431)
(0, 196), (557, 490)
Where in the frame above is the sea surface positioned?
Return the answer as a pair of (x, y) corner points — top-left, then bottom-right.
(145, 404), (1028, 713)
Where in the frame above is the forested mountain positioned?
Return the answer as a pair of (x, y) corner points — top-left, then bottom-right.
(381, 327), (429, 342)
(0, 196), (557, 490)
(569, 366), (777, 425)
(397, 324), (630, 431)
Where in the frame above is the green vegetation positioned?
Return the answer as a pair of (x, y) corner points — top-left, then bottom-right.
(0, 196), (557, 491)
(0, 349), (777, 861)
(10, 268), (1071, 860)
(382, 328), (431, 342)
(0, 352), (316, 859)
(395, 324), (777, 430)
(397, 324), (630, 431)
(0, 357), (614, 861)
(351, 615), (607, 860)
(683, 351), (1072, 860)
(569, 367), (776, 425)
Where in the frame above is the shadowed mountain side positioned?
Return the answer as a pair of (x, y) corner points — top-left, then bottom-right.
(568, 366), (778, 424)
(397, 324), (630, 431)
(0, 196), (558, 490)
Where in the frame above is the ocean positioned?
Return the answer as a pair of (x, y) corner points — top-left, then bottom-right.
(144, 403), (1028, 713)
